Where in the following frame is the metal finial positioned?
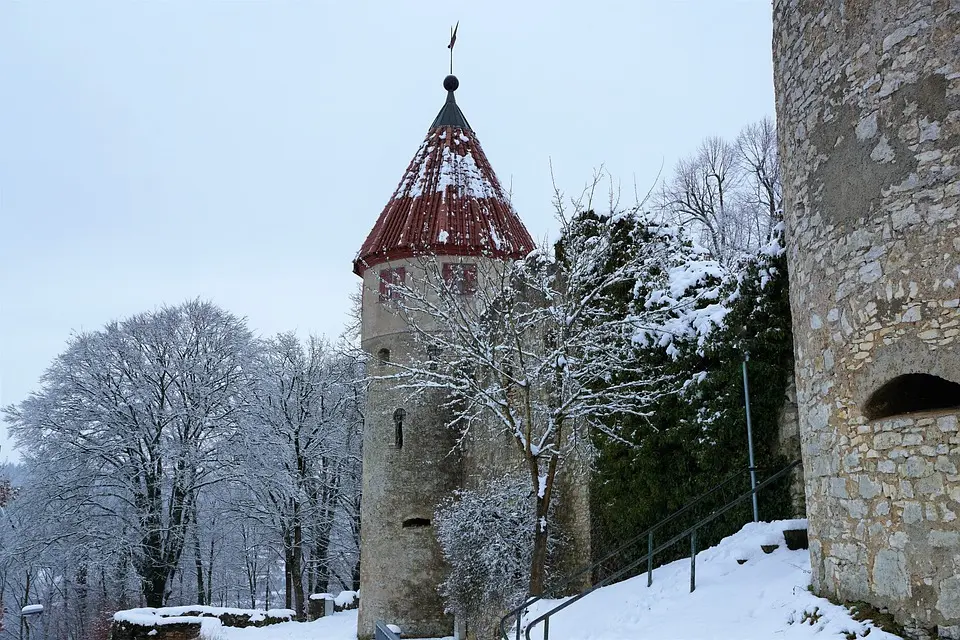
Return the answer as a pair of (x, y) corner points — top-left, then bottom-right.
(447, 21), (459, 75)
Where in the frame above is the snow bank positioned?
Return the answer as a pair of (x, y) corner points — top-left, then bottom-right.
(216, 611), (358, 640)
(520, 520), (903, 640)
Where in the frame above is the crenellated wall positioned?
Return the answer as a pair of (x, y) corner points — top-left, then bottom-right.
(773, 0), (960, 636)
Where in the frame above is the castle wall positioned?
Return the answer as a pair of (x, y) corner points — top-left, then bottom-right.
(773, 0), (960, 635)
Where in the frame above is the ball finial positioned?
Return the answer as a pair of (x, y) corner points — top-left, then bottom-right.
(443, 75), (459, 92)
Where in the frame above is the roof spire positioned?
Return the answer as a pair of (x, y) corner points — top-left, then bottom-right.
(433, 22), (468, 129)
(447, 21), (459, 75)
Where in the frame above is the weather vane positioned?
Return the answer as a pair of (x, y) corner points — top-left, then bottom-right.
(447, 21), (459, 75)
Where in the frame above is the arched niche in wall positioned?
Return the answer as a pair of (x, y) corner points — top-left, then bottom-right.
(863, 373), (960, 420)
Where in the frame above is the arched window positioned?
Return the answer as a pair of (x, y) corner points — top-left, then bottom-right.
(377, 348), (390, 365)
(864, 374), (960, 420)
(393, 408), (406, 449)
(402, 517), (431, 528)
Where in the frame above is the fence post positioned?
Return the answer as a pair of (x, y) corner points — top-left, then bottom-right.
(647, 531), (654, 587)
(543, 616), (550, 640)
(690, 529), (697, 593)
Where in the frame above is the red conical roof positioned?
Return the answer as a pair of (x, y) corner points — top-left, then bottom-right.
(353, 77), (535, 276)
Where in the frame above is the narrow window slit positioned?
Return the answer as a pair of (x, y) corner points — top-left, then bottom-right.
(393, 408), (406, 449)
(402, 518), (431, 528)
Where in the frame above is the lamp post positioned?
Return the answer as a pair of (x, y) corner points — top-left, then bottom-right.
(742, 351), (759, 522)
(21, 603), (43, 640)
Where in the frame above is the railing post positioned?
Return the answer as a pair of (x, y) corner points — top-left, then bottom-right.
(743, 353), (759, 522)
(647, 531), (654, 587)
(515, 611), (521, 640)
(690, 529), (697, 593)
(543, 616), (549, 640)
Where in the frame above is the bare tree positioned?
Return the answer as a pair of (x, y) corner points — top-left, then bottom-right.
(658, 120), (782, 263)
(735, 116), (782, 240)
(382, 183), (679, 598)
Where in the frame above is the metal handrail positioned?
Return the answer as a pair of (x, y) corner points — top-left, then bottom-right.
(520, 459), (801, 640)
(374, 620), (402, 640)
(498, 463), (757, 640)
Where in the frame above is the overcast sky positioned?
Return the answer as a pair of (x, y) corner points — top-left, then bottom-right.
(0, 1), (775, 461)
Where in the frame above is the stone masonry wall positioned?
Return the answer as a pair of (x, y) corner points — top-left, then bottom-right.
(778, 371), (807, 518)
(358, 259), (464, 640)
(773, 0), (960, 636)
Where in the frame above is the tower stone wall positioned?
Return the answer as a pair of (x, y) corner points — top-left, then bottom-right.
(358, 259), (463, 640)
(773, 0), (960, 635)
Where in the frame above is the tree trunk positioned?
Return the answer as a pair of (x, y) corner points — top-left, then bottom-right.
(528, 510), (549, 596)
(193, 517), (206, 605)
(291, 511), (306, 618)
(527, 450), (559, 597)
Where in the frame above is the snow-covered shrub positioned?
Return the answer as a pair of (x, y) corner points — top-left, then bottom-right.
(592, 219), (796, 577)
(434, 474), (556, 637)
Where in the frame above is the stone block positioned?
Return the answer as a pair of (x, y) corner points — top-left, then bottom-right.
(872, 549), (911, 599)
(928, 530), (960, 548)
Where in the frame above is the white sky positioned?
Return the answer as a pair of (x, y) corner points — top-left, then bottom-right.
(0, 1), (775, 461)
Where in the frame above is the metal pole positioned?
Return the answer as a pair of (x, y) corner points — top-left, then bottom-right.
(689, 529), (697, 593)
(742, 352), (759, 522)
(647, 531), (654, 587)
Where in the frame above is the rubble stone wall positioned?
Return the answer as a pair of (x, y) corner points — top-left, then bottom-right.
(773, 0), (960, 636)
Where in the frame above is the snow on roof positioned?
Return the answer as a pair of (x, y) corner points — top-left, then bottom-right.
(354, 82), (534, 275)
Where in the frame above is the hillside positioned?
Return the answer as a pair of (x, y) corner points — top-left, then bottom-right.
(194, 521), (902, 640)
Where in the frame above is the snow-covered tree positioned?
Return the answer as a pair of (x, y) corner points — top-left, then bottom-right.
(3, 300), (257, 608)
(384, 183), (682, 597)
(237, 334), (363, 616)
(434, 474), (547, 639)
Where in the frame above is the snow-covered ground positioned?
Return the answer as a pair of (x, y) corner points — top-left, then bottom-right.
(200, 612), (358, 640)
(520, 520), (902, 640)
(201, 521), (902, 640)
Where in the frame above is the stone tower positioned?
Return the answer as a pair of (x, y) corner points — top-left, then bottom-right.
(773, 1), (960, 635)
(353, 74), (536, 639)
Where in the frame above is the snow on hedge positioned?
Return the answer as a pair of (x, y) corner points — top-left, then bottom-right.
(633, 220), (787, 360)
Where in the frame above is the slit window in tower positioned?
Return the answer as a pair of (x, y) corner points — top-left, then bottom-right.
(393, 408), (406, 449)
(442, 262), (477, 295)
(377, 348), (390, 366)
(864, 373), (960, 420)
(402, 517), (431, 528)
(426, 344), (441, 371)
(379, 267), (406, 302)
